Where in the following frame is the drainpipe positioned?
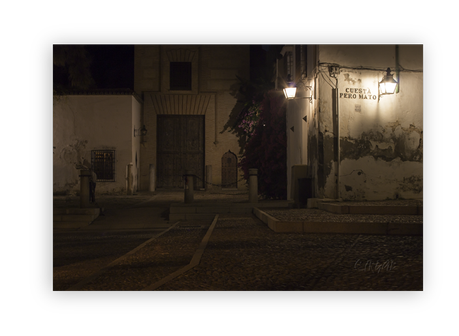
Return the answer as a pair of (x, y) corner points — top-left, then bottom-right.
(336, 84), (340, 201)
(395, 45), (400, 93)
(332, 86), (340, 200)
(328, 65), (340, 201)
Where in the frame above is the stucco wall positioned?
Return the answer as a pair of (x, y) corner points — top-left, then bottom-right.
(286, 92), (312, 198)
(53, 95), (140, 195)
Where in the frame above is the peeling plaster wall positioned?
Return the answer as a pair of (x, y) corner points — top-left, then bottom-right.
(53, 95), (139, 195)
(318, 45), (423, 200)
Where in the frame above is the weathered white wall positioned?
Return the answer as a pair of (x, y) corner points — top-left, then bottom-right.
(53, 95), (140, 195)
(318, 45), (423, 200)
(285, 45), (423, 201)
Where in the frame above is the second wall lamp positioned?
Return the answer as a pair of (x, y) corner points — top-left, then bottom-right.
(379, 68), (398, 96)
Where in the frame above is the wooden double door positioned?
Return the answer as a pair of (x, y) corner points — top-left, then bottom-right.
(157, 115), (204, 189)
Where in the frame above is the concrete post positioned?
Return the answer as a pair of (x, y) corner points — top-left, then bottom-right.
(249, 168), (258, 203)
(149, 164), (155, 192)
(79, 169), (91, 208)
(184, 170), (194, 203)
(205, 165), (212, 191)
(127, 163), (133, 195)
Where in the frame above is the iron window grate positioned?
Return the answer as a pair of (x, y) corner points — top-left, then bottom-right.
(91, 150), (115, 182)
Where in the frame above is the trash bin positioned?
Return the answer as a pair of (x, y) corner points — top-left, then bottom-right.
(297, 177), (313, 208)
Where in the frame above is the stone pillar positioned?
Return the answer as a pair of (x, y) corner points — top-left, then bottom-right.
(249, 168), (258, 203)
(127, 163), (133, 195)
(205, 165), (212, 191)
(79, 169), (91, 208)
(184, 170), (194, 203)
(149, 164), (155, 192)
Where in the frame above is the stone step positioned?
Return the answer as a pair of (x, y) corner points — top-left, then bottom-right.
(170, 206), (253, 215)
(53, 221), (93, 229)
(53, 214), (98, 222)
(169, 214), (216, 221)
(53, 208), (101, 215)
(168, 201), (291, 221)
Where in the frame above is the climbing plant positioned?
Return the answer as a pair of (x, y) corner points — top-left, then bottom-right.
(223, 46), (287, 199)
(239, 90), (287, 199)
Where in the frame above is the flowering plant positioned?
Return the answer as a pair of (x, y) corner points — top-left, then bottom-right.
(237, 101), (261, 137)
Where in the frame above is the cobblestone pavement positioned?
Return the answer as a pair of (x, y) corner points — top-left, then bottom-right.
(77, 222), (209, 291)
(157, 214), (423, 291)
(53, 230), (161, 291)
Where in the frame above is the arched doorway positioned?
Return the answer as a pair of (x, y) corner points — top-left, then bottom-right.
(222, 151), (237, 189)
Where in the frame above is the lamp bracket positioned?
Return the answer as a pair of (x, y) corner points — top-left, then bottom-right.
(296, 81), (312, 91)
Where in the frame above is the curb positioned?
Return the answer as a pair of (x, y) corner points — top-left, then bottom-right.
(253, 208), (423, 236)
(142, 214), (219, 291)
(318, 202), (423, 215)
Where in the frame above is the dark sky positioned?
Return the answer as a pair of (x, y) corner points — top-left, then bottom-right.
(54, 45), (280, 91)
(86, 45), (134, 89)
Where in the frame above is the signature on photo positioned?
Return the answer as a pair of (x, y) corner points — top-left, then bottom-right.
(354, 259), (396, 273)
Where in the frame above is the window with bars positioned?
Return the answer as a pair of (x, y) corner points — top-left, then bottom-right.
(91, 150), (115, 182)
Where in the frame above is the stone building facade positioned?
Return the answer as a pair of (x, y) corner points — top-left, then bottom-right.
(53, 91), (142, 195)
(280, 45), (423, 201)
(134, 45), (250, 191)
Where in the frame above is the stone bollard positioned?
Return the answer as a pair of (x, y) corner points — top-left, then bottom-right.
(184, 170), (194, 203)
(79, 169), (91, 208)
(149, 164), (156, 192)
(249, 168), (258, 203)
(205, 165), (212, 191)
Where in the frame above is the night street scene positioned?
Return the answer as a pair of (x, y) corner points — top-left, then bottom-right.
(53, 44), (423, 291)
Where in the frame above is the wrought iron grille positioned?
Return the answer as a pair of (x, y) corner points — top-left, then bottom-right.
(91, 150), (115, 182)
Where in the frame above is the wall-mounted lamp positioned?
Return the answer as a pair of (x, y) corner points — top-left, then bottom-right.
(134, 125), (148, 137)
(283, 86), (297, 99)
(379, 68), (398, 96)
(283, 82), (313, 102)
